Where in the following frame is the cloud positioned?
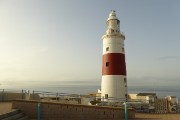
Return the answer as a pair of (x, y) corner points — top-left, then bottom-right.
(158, 56), (179, 61)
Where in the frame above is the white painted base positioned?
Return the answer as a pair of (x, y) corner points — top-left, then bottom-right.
(101, 75), (127, 101)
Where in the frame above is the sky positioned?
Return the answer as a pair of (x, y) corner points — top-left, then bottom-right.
(0, 0), (180, 88)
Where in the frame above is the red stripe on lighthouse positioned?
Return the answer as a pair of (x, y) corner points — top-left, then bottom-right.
(102, 53), (126, 75)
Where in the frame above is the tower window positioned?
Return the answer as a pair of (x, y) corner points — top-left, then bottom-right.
(122, 48), (124, 52)
(124, 78), (127, 83)
(105, 94), (108, 99)
(106, 47), (109, 51)
(106, 62), (109, 67)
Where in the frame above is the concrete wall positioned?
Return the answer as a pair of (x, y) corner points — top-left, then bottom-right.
(12, 100), (135, 120)
(0, 93), (40, 101)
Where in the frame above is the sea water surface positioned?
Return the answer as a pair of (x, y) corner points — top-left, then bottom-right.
(1, 80), (180, 99)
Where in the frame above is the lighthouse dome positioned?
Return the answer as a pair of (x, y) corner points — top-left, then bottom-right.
(107, 10), (119, 21)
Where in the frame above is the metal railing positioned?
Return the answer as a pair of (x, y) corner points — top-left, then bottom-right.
(32, 90), (81, 100)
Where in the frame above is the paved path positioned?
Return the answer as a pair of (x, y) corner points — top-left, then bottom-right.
(132, 113), (180, 120)
(0, 102), (12, 114)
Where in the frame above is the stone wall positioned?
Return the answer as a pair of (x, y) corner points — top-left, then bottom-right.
(12, 100), (135, 120)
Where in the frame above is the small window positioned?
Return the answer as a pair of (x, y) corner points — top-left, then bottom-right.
(125, 85), (127, 87)
(124, 78), (127, 83)
(122, 48), (124, 52)
(105, 94), (108, 99)
(106, 47), (109, 51)
(106, 62), (109, 67)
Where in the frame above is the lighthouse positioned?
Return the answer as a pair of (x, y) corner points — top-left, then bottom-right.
(101, 10), (127, 101)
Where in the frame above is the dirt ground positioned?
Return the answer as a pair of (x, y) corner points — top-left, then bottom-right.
(0, 102), (12, 114)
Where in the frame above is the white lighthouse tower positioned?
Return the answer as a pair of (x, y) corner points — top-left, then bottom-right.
(101, 10), (127, 101)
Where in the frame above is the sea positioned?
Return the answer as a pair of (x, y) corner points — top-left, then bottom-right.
(1, 81), (180, 99)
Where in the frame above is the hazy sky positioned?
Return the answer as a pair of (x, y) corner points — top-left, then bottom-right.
(0, 0), (180, 87)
